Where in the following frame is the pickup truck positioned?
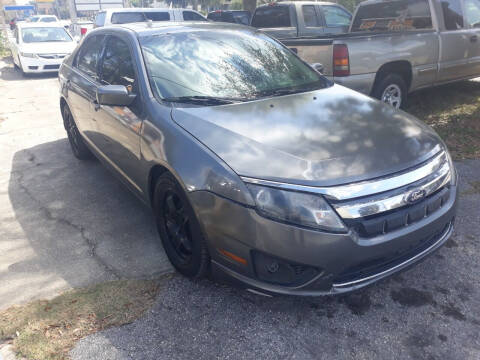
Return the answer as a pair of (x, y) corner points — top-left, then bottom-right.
(251, 1), (352, 38)
(273, 0), (480, 108)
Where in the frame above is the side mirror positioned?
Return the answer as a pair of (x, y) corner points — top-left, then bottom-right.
(96, 85), (136, 106)
(311, 63), (324, 74)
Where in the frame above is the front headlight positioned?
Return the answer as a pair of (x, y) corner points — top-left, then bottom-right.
(246, 184), (346, 232)
(20, 52), (37, 58)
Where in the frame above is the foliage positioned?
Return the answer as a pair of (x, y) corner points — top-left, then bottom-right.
(0, 278), (168, 360)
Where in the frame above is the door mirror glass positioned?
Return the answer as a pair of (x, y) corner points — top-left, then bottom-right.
(96, 85), (136, 106)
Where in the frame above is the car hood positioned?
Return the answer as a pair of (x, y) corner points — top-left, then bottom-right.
(171, 85), (442, 186)
(20, 41), (76, 54)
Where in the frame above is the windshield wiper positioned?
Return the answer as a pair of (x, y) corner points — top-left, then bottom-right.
(161, 95), (246, 105)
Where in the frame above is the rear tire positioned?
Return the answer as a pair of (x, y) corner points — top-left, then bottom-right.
(372, 73), (407, 109)
(153, 173), (210, 278)
(63, 105), (93, 160)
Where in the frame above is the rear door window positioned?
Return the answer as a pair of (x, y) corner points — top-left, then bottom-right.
(441, 0), (465, 29)
(303, 5), (319, 27)
(251, 6), (291, 28)
(233, 12), (250, 25)
(351, 0), (432, 32)
(144, 12), (170, 21)
(207, 12), (222, 21)
(111, 12), (146, 24)
(182, 11), (206, 21)
(323, 6), (351, 27)
(76, 35), (105, 81)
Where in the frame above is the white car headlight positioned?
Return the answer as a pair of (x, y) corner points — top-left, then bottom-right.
(20, 52), (37, 58)
(246, 184), (346, 232)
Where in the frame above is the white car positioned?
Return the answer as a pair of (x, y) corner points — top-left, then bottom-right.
(29, 15), (59, 23)
(10, 23), (77, 74)
(93, 8), (207, 27)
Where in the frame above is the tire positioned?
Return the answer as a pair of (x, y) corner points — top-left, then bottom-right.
(372, 73), (407, 109)
(153, 173), (210, 278)
(63, 105), (93, 160)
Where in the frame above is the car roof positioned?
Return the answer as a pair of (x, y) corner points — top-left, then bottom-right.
(17, 22), (65, 28)
(91, 21), (249, 37)
(99, 7), (195, 13)
(257, 1), (338, 6)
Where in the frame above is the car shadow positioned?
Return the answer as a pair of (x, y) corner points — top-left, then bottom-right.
(0, 56), (59, 82)
(5, 138), (172, 306)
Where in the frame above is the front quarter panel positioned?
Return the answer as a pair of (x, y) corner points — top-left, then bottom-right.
(140, 101), (255, 207)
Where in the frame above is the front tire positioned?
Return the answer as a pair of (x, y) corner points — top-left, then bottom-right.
(372, 73), (407, 109)
(63, 105), (93, 160)
(154, 173), (210, 278)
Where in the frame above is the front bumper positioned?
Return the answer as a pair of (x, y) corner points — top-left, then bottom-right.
(19, 55), (66, 73)
(189, 184), (457, 296)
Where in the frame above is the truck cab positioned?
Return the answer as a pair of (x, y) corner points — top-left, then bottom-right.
(251, 1), (352, 38)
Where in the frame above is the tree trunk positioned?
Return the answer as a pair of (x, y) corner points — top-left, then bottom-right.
(242, 0), (256, 14)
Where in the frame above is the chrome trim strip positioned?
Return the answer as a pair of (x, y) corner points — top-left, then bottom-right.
(333, 222), (453, 288)
(241, 146), (445, 201)
(334, 162), (451, 219)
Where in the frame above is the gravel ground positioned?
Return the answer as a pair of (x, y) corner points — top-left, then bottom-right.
(71, 160), (480, 360)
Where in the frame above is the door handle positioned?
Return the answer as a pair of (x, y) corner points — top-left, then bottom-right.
(470, 35), (478, 43)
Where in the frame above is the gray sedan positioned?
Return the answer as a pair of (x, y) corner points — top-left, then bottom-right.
(58, 22), (457, 296)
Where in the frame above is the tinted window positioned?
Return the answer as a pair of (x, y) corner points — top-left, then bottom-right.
(233, 12), (251, 25)
(182, 11), (206, 21)
(303, 5), (318, 27)
(100, 37), (135, 88)
(145, 12), (170, 21)
(111, 12), (145, 24)
(323, 6), (351, 27)
(465, 0), (480, 27)
(351, 0), (432, 31)
(76, 36), (104, 80)
(251, 6), (291, 28)
(141, 30), (328, 100)
(441, 0), (464, 29)
(207, 12), (222, 21)
(95, 12), (106, 26)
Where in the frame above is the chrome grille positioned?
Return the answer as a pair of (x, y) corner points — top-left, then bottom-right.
(332, 151), (451, 219)
(37, 54), (67, 59)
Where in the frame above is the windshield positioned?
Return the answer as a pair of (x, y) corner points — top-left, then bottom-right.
(30, 16), (40, 22)
(21, 27), (72, 43)
(141, 29), (329, 101)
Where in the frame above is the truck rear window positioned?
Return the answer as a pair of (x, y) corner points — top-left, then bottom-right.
(111, 12), (146, 24)
(251, 6), (291, 28)
(145, 12), (170, 21)
(351, 0), (432, 32)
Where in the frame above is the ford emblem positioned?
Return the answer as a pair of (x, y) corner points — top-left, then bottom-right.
(406, 189), (427, 203)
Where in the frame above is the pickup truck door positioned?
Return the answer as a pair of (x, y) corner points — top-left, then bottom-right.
(94, 34), (144, 195)
(463, 0), (480, 75)
(295, 3), (325, 36)
(437, 0), (472, 82)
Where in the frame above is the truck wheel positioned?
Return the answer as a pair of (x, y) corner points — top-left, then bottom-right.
(372, 73), (407, 109)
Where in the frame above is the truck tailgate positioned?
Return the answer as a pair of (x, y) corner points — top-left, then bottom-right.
(280, 38), (334, 76)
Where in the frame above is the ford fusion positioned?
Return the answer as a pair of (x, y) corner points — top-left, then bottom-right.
(58, 23), (457, 295)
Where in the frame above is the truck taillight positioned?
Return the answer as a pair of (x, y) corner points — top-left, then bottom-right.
(333, 44), (349, 77)
(80, 27), (87, 35)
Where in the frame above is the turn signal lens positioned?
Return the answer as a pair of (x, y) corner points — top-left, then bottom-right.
(333, 44), (349, 77)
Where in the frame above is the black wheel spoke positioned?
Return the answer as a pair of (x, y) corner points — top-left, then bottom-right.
(161, 191), (194, 264)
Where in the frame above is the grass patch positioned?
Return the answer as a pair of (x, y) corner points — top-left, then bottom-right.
(0, 31), (11, 58)
(0, 278), (168, 360)
(405, 80), (480, 160)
